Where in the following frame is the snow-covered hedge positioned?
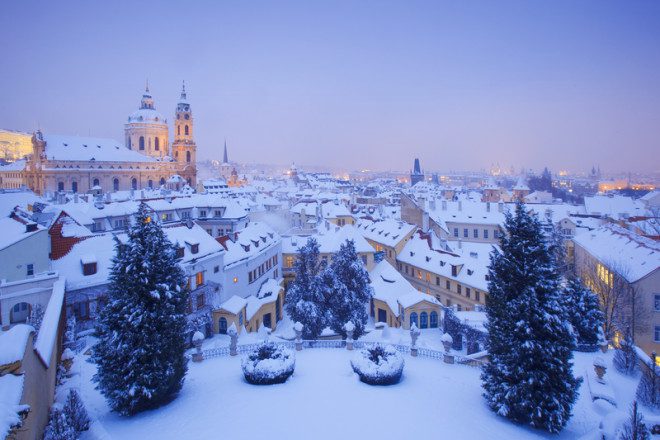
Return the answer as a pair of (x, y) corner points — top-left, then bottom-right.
(241, 342), (295, 385)
(351, 344), (404, 385)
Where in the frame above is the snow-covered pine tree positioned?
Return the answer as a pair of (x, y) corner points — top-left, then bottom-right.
(324, 239), (372, 339)
(619, 401), (650, 440)
(91, 203), (189, 416)
(43, 409), (76, 440)
(614, 331), (638, 375)
(284, 238), (327, 339)
(63, 389), (90, 433)
(563, 277), (604, 349)
(481, 202), (579, 433)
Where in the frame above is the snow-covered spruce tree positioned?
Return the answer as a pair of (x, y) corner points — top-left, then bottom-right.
(481, 202), (579, 433)
(284, 237), (327, 339)
(614, 331), (638, 375)
(563, 277), (604, 349)
(63, 388), (90, 433)
(325, 240), (372, 339)
(43, 409), (76, 440)
(91, 203), (189, 416)
(619, 401), (650, 440)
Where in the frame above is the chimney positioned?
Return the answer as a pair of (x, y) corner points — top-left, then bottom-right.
(73, 193), (79, 203)
(429, 198), (436, 211)
(486, 202), (491, 212)
(422, 211), (429, 232)
(458, 239), (462, 249)
(498, 202), (503, 213)
(441, 200), (447, 211)
(458, 201), (462, 211)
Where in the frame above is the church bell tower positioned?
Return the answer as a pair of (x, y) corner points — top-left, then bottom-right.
(172, 81), (197, 185)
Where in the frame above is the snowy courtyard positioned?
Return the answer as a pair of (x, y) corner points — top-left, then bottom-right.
(59, 345), (640, 440)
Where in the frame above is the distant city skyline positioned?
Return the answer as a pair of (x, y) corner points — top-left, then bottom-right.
(2, 1), (659, 173)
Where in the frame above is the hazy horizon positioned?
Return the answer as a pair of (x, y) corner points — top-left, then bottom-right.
(2, 1), (659, 174)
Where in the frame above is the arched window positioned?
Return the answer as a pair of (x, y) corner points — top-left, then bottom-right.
(430, 311), (438, 328)
(186, 151), (191, 163)
(184, 125), (189, 135)
(219, 317), (228, 334)
(92, 178), (100, 187)
(10, 302), (31, 324)
(177, 125), (181, 136)
(148, 179), (153, 189)
(71, 181), (78, 193)
(160, 177), (166, 185)
(410, 312), (418, 328)
(127, 137), (132, 149)
(113, 178), (119, 191)
(420, 312), (428, 329)
(57, 182), (64, 192)
(139, 136), (145, 150)
(131, 178), (137, 190)
(155, 137), (160, 151)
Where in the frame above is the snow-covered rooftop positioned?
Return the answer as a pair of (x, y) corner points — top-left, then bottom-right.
(572, 224), (660, 283)
(282, 225), (374, 255)
(219, 295), (248, 314)
(42, 134), (157, 163)
(222, 222), (280, 267)
(0, 324), (33, 366)
(356, 218), (416, 247)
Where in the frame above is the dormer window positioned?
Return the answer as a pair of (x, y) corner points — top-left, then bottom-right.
(83, 262), (97, 276)
(176, 247), (185, 259)
(242, 244), (250, 252)
(451, 265), (458, 277)
(191, 244), (199, 254)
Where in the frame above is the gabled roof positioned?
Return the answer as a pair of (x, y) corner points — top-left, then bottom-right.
(43, 134), (157, 163)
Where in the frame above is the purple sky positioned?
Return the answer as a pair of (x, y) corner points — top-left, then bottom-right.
(2, 1), (659, 173)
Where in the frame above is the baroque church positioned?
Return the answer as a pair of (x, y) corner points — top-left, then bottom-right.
(23, 84), (197, 195)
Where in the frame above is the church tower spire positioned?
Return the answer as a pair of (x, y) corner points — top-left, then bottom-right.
(223, 139), (229, 164)
(172, 81), (197, 186)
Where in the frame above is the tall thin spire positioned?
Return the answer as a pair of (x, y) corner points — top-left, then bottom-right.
(223, 139), (229, 164)
(145, 78), (150, 94)
(180, 80), (187, 100)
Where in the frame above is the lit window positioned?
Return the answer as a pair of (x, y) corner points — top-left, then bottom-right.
(233, 277), (238, 283)
(196, 272), (204, 286)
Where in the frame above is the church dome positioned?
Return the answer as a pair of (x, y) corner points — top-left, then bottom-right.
(128, 108), (167, 125)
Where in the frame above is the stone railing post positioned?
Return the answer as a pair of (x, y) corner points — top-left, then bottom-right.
(294, 321), (303, 351)
(192, 331), (205, 362)
(410, 323), (420, 357)
(344, 321), (355, 350)
(441, 332), (454, 364)
(593, 356), (607, 383)
(228, 323), (238, 356)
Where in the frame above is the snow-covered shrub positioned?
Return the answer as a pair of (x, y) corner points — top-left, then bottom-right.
(63, 388), (90, 433)
(613, 333), (638, 375)
(241, 342), (295, 385)
(43, 408), (76, 440)
(351, 344), (404, 385)
(27, 304), (44, 334)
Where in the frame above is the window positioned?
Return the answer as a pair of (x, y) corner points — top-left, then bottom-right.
(197, 294), (205, 310)
(200, 210), (207, 218)
(446, 280), (450, 290)
(214, 265), (219, 273)
(417, 270), (422, 280)
(176, 247), (185, 259)
(410, 312), (418, 328)
(430, 311), (438, 328)
(113, 178), (119, 191)
(457, 284), (462, 294)
(131, 178), (137, 190)
(177, 125), (181, 136)
(186, 151), (191, 163)
(148, 179), (153, 188)
(185, 125), (189, 135)
(473, 229), (478, 238)
(656, 326), (660, 343)
(361, 255), (367, 265)
(436, 276), (440, 286)
(71, 181), (78, 193)
(139, 136), (145, 150)
(196, 271), (204, 286)
(26, 263), (34, 277)
(475, 291), (481, 302)
(73, 301), (89, 320)
(160, 177), (166, 185)
(451, 265), (458, 277)
(214, 210), (222, 217)
(419, 312), (428, 329)
(233, 276), (238, 283)
(58, 182), (64, 191)
(93, 178), (100, 187)
(463, 228), (468, 238)
(465, 287), (471, 299)
(453, 228), (459, 238)
(655, 294), (660, 312)
(484, 229), (489, 239)
(239, 312), (243, 326)
(82, 262), (97, 276)
(494, 230), (500, 239)
(190, 244), (199, 254)
(286, 256), (294, 268)
(155, 137), (160, 151)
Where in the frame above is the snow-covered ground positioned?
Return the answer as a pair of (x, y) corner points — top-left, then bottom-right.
(57, 343), (655, 440)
